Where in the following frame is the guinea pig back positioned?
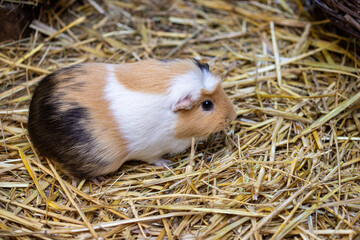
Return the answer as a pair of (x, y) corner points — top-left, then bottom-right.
(28, 59), (236, 178)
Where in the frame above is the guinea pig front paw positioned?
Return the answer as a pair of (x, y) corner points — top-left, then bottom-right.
(153, 159), (173, 167)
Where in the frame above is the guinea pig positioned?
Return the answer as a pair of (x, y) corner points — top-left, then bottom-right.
(28, 59), (236, 179)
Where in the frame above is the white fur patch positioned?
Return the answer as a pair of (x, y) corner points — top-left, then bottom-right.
(202, 70), (219, 91)
(104, 64), (191, 163)
(169, 67), (220, 106)
(168, 71), (203, 109)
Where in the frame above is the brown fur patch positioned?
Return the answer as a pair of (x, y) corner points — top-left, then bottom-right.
(113, 59), (197, 94)
(56, 63), (129, 176)
(175, 83), (236, 139)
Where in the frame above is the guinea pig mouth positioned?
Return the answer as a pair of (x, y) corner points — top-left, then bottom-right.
(215, 122), (227, 132)
(225, 117), (234, 125)
(197, 135), (209, 141)
(223, 120), (232, 127)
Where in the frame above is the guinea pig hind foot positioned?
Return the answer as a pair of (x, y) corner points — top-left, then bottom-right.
(71, 178), (80, 187)
(151, 159), (174, 168)
(90, 176), (110, 185)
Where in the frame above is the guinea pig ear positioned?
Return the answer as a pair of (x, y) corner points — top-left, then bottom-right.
(171, 93), (197, 112)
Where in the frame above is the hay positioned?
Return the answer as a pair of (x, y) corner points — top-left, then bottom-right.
(0, 0), (359, 239)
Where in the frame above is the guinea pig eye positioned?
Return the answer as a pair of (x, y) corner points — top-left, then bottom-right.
(201, 100), (214, 111)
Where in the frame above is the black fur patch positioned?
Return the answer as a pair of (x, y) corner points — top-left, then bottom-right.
(193, 59), (210, 72)
(159, 58), (210, 72)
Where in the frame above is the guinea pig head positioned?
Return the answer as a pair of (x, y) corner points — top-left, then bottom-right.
(173, 65), (236, 139)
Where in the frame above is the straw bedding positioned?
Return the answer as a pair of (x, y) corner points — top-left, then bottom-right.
(0, 0), (359, 239)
